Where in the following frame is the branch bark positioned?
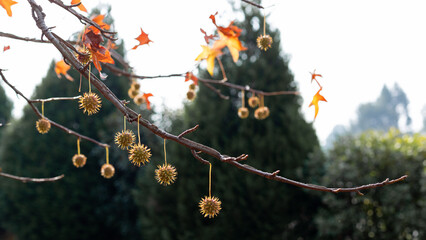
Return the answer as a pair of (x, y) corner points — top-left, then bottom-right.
(0, 171), (64, 183)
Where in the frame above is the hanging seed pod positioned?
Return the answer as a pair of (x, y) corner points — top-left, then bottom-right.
(257, 35), (273, 51)
(187, 90), (196, 100)
(199, 196), (222, 218)
(248, 96), (259, 108)
(79, 92), (101, 115)
(129, 143), (152, 167)
(155, 164), (177, 186)
(114, 130), (136, 150)
(238, 107), (249, 119)
(36, 118), (51, 134)
(133, 94), (146, 105)
(128, 88), (139, 99)
(100, 163), (115, 179)
(131, 81), (141, 90)
(189, 83), (196, 90)
(72, 154), (87, 168)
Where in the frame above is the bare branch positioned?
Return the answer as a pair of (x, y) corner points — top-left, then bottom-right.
(26, 0), (407, 194)
(203, 81), (230, 100)
(178, 125), (199, 138)
(30, 96), (81, 103)
(0, 171), (64, 183)
(0, 70), (109, 148)
(0, 31), (50, 43)
(242, 0), (264, 9)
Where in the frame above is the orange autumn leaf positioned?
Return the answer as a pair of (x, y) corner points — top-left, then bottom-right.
(132, 28), (153, 50)
(55, 60), (74, 82)
(3, 45), (10, 52)
(143, 93), (153, 110)
(71, 0), (87, 12)
(200, 28), (216, 44)
(195, 45), (222, 76)
(82, 28), (114, 72)
(309, 89), (327, 120)
(89, 14), (110, 34)
(213, 32), (247, 63)
(0, 0), (17, 17)
(185, 72), (198, 85)
(310, 69), (322, 83)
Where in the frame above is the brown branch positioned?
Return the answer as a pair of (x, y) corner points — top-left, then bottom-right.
(0, 171), (64, 183)
(0, 31), (50, 43)
(104, 64), (185, 80)
(0, 70), (109, 148)
(203, 82), (230, 100)
(178, 125), (199, 138)
(46, 0), (116, 40)
(242, 0), (264, 9)
(27, 0), (407, 194)
(30, 96), (81, 103)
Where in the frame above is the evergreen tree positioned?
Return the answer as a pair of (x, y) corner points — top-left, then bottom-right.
(0, 41), (154, 239)
(134, 6), (321, 240)
(0, 82), (13, 137)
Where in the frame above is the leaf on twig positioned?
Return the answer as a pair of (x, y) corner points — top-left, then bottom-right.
(195, 45), (222, 76)
(90, 14), (110, 34)
(71, 0), (87, 12)
(309, 89), (327, 120)
(55, 60), (74, 81)
(82, 28), (114, 72)
(132, 28), (153, 50)
(200, 28), (216, 44)
(143, 93), (153, 110)
(0, 0), (17, 17)
(185, 72), (198, 85)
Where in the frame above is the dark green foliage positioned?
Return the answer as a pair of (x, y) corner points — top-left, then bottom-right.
(0, 41), (153, 239)
(314, 129), (426, 240)
(134, 6), (321, 240)
(0, 82), (13, 138)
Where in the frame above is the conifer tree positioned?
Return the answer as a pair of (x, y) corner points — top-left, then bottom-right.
(134, 6), (321, 239)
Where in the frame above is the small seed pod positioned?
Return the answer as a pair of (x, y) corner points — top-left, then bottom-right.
(129, 143), (152, 167)
(248, 96), (260, 108)
(79, 92), (102, 115)
(101, 163), (115, 179)
(114, 130), (136, 150)
(72, 154), (87, 168)
(76, 47), (92, 65)
(155, 164), (177, 186)
(187, 90), (196, 101)
(131, 81), (141, 90)
(256, 35), (273, 51)
(199, 196), (222, 218)
(133, 94), (146, 105)
(189, 83), (196, 90)
(254, 107), (264, 120)
(262, 106), (270, 119)
(238, 107), (249, 119)
(36, 118), (51, 134)
(128, 88), (139, 99)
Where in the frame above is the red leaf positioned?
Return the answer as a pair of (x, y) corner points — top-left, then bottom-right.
(55, 60), (74, 81)
(82, 28), (114, 72)
(132, 28), (153, 50)
(143, 93), (153, 110)
(89, 14), (110, 34)
(185, 72), (198, 85)
(200, 28), (216, 44)
(3, 45), (10, 52)
(310, 69), (322, 83)
(209, 12), (218, 26)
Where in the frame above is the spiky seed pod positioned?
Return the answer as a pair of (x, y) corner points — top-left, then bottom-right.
(248, 96), (260, 108)
(187, 90), (196, 101)
(189, 83), (196, 90)
(131, 81), (141, 90)
(199, 196), (222, 218)
(133, 94), (146, 105)
(128, 88), (139, 99)
(114, 130), (136, 150)
(36, 118), (51, 134)
(155, 164), (177, 186)
(76, 47), (92, 65)
(79, 92), (101, 115)
(238, 107), (249, 119)
(72, 154), (87, 168)
(129, 143), (152, 167)
(256, 34), (273, 51)
(100, 163), (115, 179)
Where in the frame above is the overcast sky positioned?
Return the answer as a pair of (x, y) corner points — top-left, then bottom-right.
(1, 0), (425, 144)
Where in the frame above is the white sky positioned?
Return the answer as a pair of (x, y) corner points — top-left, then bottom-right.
(0, 0), (425, 145)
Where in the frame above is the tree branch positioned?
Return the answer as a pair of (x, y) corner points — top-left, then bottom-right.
(0, 171), (64, 183)
(26, 0), (407, 194)
(0, 70), (109, 148)
(242, 0), (264, 9)
(29, 96), (81, 103)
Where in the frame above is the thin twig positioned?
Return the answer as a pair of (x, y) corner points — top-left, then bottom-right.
(203, 82), (230, 100)
(0, 172), (64, 183)
(242, 0), (264, 9)
(30, 96), (81, 103)
(191, 150), (210, 165)
(178, 125), (199, 138)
